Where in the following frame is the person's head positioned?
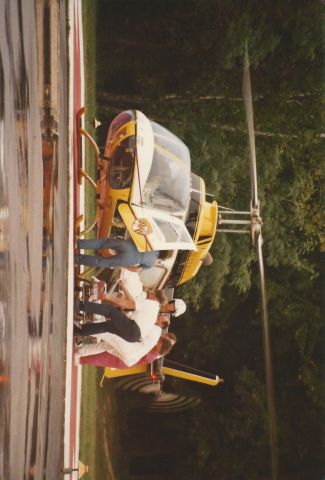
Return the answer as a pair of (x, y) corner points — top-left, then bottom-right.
(147, 289), (166, 303)
(159, 298), (186, 317)
(155, 314), (170, 329)
(202, 252), (213, 266)
(155, 332), (177, 356)
(158, 250), (173, 260)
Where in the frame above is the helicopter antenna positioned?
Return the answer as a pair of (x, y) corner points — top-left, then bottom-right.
(191, 187), (215, 199)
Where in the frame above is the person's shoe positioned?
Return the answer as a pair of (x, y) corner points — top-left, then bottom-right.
(74, 237), (79, 254)
(74, 351), (81, 366)
(74, 298), (81, 312)
(73, 318), (82, 329)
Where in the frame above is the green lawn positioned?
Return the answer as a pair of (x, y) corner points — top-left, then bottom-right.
(82, 0), (98, 235)
(78, 366), (99, 475)
(79, 368), (122, 479)
(78, 2), (122, 478)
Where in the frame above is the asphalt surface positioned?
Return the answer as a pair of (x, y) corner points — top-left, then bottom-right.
(0, 1), (69, 478)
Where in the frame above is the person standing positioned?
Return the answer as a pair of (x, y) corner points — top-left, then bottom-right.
(76, 237), (167, 271)
(76, 332), (177, 368)
(74, 293), (186, 338)
(74, 328), (176, 367)
(74, 300), (141, 342)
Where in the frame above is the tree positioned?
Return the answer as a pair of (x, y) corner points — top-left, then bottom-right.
(94, 0), (325, 477)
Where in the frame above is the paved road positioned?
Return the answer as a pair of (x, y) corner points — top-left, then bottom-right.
(0, 1), (69, 478)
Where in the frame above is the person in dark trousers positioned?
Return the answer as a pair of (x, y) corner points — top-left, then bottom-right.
(74, 300), (141, 342)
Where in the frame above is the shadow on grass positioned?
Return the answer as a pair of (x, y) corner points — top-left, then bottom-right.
(79, 367), (126, 479)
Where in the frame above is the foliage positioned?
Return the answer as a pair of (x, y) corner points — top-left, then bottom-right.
(93, 1), (325, 478)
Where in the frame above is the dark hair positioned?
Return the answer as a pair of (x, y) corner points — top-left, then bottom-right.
(158, 332), (177, 356)
(158, 250), (173, 260)
(152, 289), (168, 304)
(161, 318), (170, 329)
(202, 252), (213, 266)
(166, 332), (176, 343)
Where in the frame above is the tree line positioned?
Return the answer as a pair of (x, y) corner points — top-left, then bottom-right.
(94, 1), (324, 478)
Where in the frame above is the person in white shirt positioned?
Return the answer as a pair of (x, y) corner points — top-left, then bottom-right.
(126, 297), (160, 338)
(74, 299), (142, 341)
(74, 326), (177, 367)
(100, 287), (186, 318)
(74, 290), (186, 339)
(77, 331), (177, 368)
(118, 268), (146, 300)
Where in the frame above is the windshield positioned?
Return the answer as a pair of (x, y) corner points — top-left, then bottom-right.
(106, 110), (137, 189)
(140, 121), (191, 214)
(109, 135), (135, 189)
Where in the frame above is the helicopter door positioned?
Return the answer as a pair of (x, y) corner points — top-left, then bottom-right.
(118, 203), (196, 253)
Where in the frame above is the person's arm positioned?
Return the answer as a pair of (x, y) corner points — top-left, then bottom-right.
(126, 265), (142, 272)
(77, 341), (108, 357)
(99, 292), (135, 310)
(118, 280), (136, 305)
(154, 290), (169, 305)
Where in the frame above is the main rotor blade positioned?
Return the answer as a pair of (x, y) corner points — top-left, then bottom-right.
(243, 45), (259, 210)
(256, 233), (278, 480)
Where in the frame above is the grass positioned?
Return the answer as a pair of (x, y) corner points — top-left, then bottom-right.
(79, 0), (99, 280)
(79, 368), (122, 480)
(78, 2), (123, 478)
(78, 366), (99, 474)
(82, 0), (98, 235)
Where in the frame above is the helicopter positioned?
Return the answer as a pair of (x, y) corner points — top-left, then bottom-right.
(74, 45), (278, 479)
(74, 105), (223, 401)
(75, 106), (218, 290)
